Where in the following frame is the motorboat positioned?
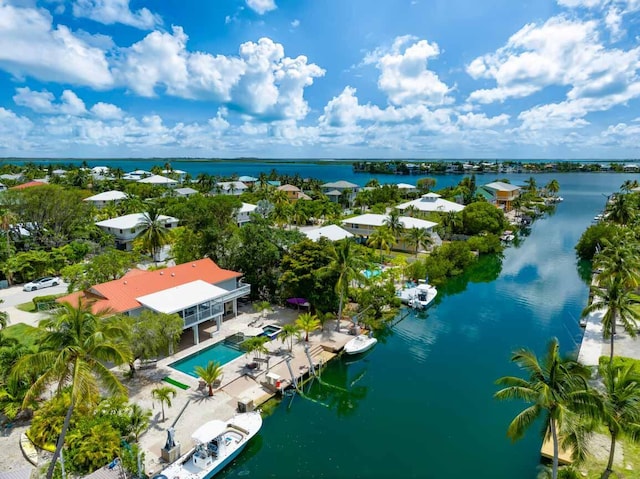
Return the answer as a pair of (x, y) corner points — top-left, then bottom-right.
(344, 334), (378, 355)
(397, 280), (438, 310)
(155, 412), (262, 479)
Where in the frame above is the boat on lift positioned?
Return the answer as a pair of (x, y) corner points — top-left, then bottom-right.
(398, 280), (438, 310)
(344, 334), (378, 355)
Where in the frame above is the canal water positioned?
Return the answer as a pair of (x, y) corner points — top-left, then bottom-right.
(7, 158), (633, 477)
(214, 172), (630, 479)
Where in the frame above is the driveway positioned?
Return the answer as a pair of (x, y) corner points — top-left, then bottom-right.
(0, 283), (69, 327)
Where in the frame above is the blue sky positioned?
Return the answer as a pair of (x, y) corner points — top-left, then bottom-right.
(0, 0), (639, 159)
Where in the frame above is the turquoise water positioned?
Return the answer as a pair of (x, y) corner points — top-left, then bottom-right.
(169, 342), (243, 378)
(213, 173), (633, 478)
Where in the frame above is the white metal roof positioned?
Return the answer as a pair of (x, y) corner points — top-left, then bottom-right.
(216, 181), (247, 190)
(304, 225), (353, 242)
(95, 213), (178, 229)
(396, 183), (416, 189)
(162, 169), (186, 174)
(137, 174), (177, 185)
(484, 181), (520, 192)
(396, 196), (465, 213)
(239, 202), (257, 214)
(322, 180), (359, 189)
(136, 280), (229, 314)
(343, 213), (437, 229)
(191, 420), (227, 443)
(175, 187), (198, 195)
(84, 190), (127, 202)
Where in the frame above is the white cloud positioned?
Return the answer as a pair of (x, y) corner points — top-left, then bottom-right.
(115, 31), (324, 120)
(291, 19), (300, 28)
(0, 107), (33, 149)
(0, 1), (113, 88)
(13, 87), (87, 115)
(364, 35), (452, 107)
(467, 16), (640, 105)
(557, 0), (604, 7)
(246, 0), (277, 15)
(457, 112), (510, 129)
(72, 0), (162, 29)
(90, 102), (123, 120)
(604, 6), (623, 40)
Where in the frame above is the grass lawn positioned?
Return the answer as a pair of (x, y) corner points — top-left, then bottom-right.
(2, 323), (40, 348)
(15, 301), (36, 313)
(577, 434), (640, 478)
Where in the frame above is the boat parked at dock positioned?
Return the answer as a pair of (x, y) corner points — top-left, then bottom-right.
(344, 334), (378, 355)
(155, 412), (262, 479)
(397, 280), (438, 310)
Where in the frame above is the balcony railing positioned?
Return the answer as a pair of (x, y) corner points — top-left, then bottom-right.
(183, 304), (223, 327)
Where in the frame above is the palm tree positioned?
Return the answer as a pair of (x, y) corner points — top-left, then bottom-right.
(252, 301), (272, 320)
(367, 227), (396, 262)
(194, 361), (224, 397)
(322, 240), (367, 331)
(404, 227), (433, 258)
(620, 179), (639, 193)
(595, 238), (640, 288)
(127, 403), (152, 442)
(606, 194), (635, 225)
(279, 323), (301, 352)
(524, 176), (537, 193)
(546, 179), (560, 197)
(583, 275), (640, 360)
(495, 338), (594, 479)
(241, 336), (269, 368)
(11, 299), (130, 479)
(594, 362), (640, 479)
(139, 206), (170, 264)
(295, 312), (320, 342)
(151, 385), (177, 422)
(383, 210), (405, 239)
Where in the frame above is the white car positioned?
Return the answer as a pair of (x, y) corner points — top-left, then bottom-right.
(23, 276), (60, 292)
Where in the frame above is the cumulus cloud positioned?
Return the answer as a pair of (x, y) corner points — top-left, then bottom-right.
(72, 0), (162, 29)
(364, 35), (452, 107)
(13, 87), (87, 115)
(466, 16), (640, 105)
(457, 112), (510, 129)
(90, 102), (124, 120)
(246, 0), (277, 15)
(0, 1), (113, 88)
(114, 30), (324, 120)
(0, 107), (33, 150)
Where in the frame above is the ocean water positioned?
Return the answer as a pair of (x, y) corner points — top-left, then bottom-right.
(212, 172), (630, 479)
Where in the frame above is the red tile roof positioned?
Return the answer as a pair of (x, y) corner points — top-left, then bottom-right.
(57, 258), (242, 314)
(10, 181), (47, 190)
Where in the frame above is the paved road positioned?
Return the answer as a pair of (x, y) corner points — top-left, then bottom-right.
(0, 282), (68, 308)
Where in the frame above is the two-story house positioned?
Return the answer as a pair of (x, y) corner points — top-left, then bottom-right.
(342, 213), (438, 252)
(83, 190), (127, 209)
(95, 212), (179, 252)
(480, 182), (521, 211)
(321, 180), (360, 204)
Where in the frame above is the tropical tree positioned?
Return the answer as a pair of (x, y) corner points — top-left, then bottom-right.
(546, 179), (560, 197)
(367, 226), (396, 262)
(594, 362), (640, 479)
(595, 237), (640, 288)
(194, 361), (224, 397)
(139, 206), (170, 264)
(606, 193), (635, 226)
(11, 299), (131, 479)
(241, 336), (269, 367)
(252, 301), (272, 320)
(495, 338), (594, 479)
(524, 176), (537, 193)
(383, 210), (405, 239)
(583, 275), (640, 360)
(151, 385), (177, 422)
(322, 240), (367, 331)
(295, 312), (320, 342)
(620, 179), (639, 193)
(279, 323), (301, 352)
(404, 227), (433, 258)
(126, 403), (152, 442)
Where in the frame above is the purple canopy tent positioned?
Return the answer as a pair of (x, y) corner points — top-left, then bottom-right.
(286, 297), (310, 309)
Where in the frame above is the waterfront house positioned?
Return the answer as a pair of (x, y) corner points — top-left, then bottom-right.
(213, 181), (248, 196)
(480, 181), (521, 211)
(396, 193), (464, 214)
(137, 174), (178, 187)
(304, 224), (353, 242)
(277, 184), (311, 202)
(95, 212), (179, 252)
(342, 213), (437, 252)
(321, 180), (360, 204)
(83, 190), (127, 209)
(162, 169), (187, 181)
(57, 258), (251, 344)
(238, 175), (258, 186)
(91, 166), (110, 179)
(237, 202), (257, 226)
(396, 183), (418, 195)
(124, 170), (151, 180)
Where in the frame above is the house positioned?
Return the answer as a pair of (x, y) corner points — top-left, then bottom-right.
(174, 187), (198, 198)
(238, 176), (258, 186)
(396, 193), (465, 214)
(277, 184), (309, 202)
(396, 183), (418, 194)
(213, 181), (248, 196)
(83, 190), (127, 209)
(10, 180), (47, 190)
(123, 170), (151, 180)
(321, 180), (360, 204)
(137, 174), (178, 187)
(342, 213), (437, 252)
(162, 169), (187, 181)
(0, 173), (23, 182)
(480, 182), (521, 211)
(237, 202), (257, 226)
(91, 166), (110, 178)
(303, 225), (353, 242)
(0, 183), (6, 191)
(57, 258), (251, 344)
(95, 212), (179, 251)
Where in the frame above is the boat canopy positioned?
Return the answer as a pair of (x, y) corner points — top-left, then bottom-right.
(191, 420), (227, 443)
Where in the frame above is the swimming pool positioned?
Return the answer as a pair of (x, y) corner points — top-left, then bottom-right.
(363, 268), (382, 279)
(260, 324), (282, 340)
(169, 341), (244, 378)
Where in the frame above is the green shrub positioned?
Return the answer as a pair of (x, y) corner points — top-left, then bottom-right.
(575, 223), (619, 260)
(599, 355), (640, 374)
(467, 234), (503, 254)
(32, 294), (63, 310)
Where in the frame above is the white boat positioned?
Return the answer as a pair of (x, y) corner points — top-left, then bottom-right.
(344, 334), (378, 355)
(397, 280), (438, 310)
(156, 412), (262, 479)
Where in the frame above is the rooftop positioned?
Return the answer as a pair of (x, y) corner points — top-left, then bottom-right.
(137, 174), (177, 185)
(10, 181), (47, 190)
(95, 212), (178, 230)
(322, 180), (359, 189)
(343, 213), (437, 230)
(304, 224), (354, 242)
(84, 190), (127, 202)
(484, 181), (521, 192)
(136, 280), (229, 314)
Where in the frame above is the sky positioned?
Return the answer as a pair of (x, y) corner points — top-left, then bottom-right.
(0, 0), (639, 159)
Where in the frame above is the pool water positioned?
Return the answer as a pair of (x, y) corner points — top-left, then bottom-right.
(169, 342), (244, 378)
(260, 325), (282, 339)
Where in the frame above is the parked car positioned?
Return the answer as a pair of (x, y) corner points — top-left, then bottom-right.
(23, 276), (60, 292)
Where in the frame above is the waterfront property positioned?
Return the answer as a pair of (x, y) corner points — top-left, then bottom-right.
(321, 180), (360, 204)
(169, 340), (244, 377)
(342, 213), (438, 251)
(95, 212), (179, 251)
(137, 174), (178, 187)
(303, 224), (353, 242)
(57, 258), (251, 344)
(83, 190), (127, 209)
(213, 181), (248, 196)
(480, 181), (521, 211)
(277, 184), (310, 201)
(396, 192), (465, 214)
